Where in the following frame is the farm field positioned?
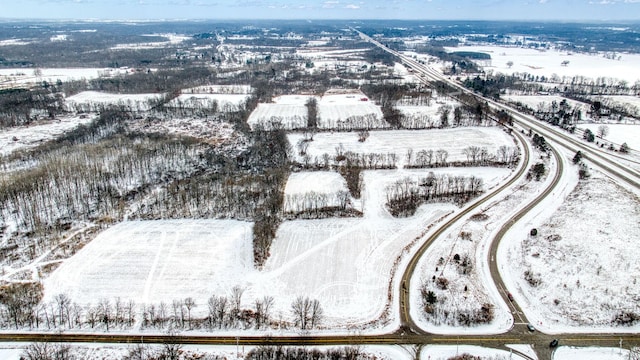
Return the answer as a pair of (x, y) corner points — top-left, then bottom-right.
(65, 91), (165, 112)
(247, 103), (308, 130)
(43, 220), (255, 313)
(501, 168), (640, 333)
(288, 127), (515, 167)
(283, 171), (351, 213)
(445, 45), (640, 83)
(42, 167), (512, 329)
(0, 115), (94, 156)
(0, 68), (130, 86)
(166, 94), (249, 111)
(317, 92), (385, 129)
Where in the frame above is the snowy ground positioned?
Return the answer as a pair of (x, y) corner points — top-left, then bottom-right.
(397, 98), (465, 127)
(0, 115), (94, 156)
(0, 68), (129, 86)
(317, 92), (385, 129)
(410, 142), (543, 335)
(283, 171), (351, 213)
(288, 128), (515, 168)
(247, 94), (318, 130)
(110, 33), (190, 50)
(445, 45), (640, 83)
(43, 166), (510, 330)
(247, 103), (309, 130)
(166, 93), (249, 111)
(65, 91), (165, 112)
(553, 346), (632, 360)
(128, 116), (249, 152)
(500, 157), (640, 333)
(0, 343), (413, 360)
(503, 95), (591, 115)
(43, 220), (255, 310)
(421, 345), (528, 360)
(579, 123), (640, 150)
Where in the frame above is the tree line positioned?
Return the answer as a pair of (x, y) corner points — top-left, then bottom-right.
(386, 174), (484, 217)
(0, 283), (325, 333)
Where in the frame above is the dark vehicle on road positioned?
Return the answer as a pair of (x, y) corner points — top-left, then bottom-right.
(550, 339), (559, 347)
(527, 323), (535, 332)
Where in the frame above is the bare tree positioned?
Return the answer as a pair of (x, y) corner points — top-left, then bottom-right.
(184, 297), (196, 329)
(291, 296), (323, 330)
(435, 149), (448, 166)
(22, 342), (75, 360)
(161, 326), (183, 360)
(597, 124), (609, 139)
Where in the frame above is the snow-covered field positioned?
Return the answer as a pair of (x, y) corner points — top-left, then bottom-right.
(501, 166), (640, 332)
(0, 115), (94, 156)
(264, 168), (508, 326)
(166, 94), (249, 111)
(110, 33), (190, 50)
(553, 346), (632, 360)
(247, 103), (308, 130)
(578, 124), (640, 150)
(43, 166), (511, 329)
(43, 220), (255, 309)
(397, 98), (464, 127)
(446, 45), (640, 83)
(288, 128), (515, 167)
(0, 68), (129, 86)
(317, 92), (385, 129)
(421, 345), (528, 360)
(65, 91), (164, 112)
(247, 95), (317, 130)
(283, 171), (351, 213)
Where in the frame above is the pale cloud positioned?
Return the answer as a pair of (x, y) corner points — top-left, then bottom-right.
(345, 4), (360, 9)
(323, 0), (340, 8)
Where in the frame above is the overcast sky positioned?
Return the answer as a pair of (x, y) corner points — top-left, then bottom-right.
(2, 0), (640, 21)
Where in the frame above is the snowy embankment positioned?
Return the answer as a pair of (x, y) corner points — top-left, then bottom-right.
(502, 95), (591, 114)
(553, 346), (634, 360)
(500, 148), (640, 333)
(578, 123), (640, 151)
(410, 140), (539, 335)
(422, 345), (529, 360)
